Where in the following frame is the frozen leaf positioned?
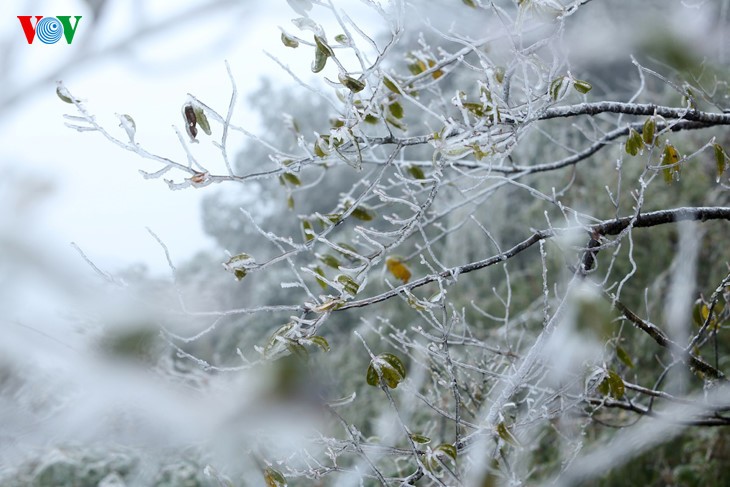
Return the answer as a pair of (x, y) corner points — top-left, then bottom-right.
(320, 253), (341, 269)
(287, 0), (312, 16)
(286, 339), (309, 361)
(281, 32), (299, 48)
(264, 323), (294, 356)
(193, 106), (211, 136)
(223, 253), (257, 281)
(435, 444), (457, 461)
(496, 422), (520, 447)
(366, 353), (407, 388)
(494, 66), (505, 84)
(351, 206), (375, 221)
(714, 143), (727, 181)
(302, 220), (315, 242)
(408, 165), (426, 180)
(282, 172), (301, 186)
(264, 466), (287, 487)
(291, 17), (322, 36)
(314, 138), (328, 157)
(56, 84), (76, 103)
(312, 46), (328, 73)
(183, 104), (197, 140)
(625, 129), (642, 156)
(642, 117), (655, 145)
(603, 370), (625, 399)
(616, 346), (634, 368)
(339, 74), (366, 93)
(336, 274), (359, 295)
(306, 335), (330, 352)
(661, 143), (680, 183)
(549, 77), (565, 101)
(334, 34), (349, 44)
(314, 35), (334, 57)
(427, 59), (443, 79)
(410, 433), (431, 444)
(463, 0), (477, 6)
(386, 256), (411, 283)
(383, 76), (403, 95)
(389, 101), (404, 119)
(573, 79), (592, 94)
(118, 114), (136, 141)
(313, 266), (328, 289)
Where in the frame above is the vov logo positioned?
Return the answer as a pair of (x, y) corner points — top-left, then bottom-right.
(17, 16), (82, 44)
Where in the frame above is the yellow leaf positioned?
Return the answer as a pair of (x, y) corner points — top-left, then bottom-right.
(661, 144), (680, 184)
(386, 256), (411, 283)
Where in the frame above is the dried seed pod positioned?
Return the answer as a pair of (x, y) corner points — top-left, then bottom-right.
(183, 104), (197, 140)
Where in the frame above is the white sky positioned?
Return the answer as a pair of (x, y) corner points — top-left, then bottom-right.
(1, 0), (382, 275)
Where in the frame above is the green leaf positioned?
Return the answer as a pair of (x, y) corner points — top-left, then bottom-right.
(56, 85), (75, 103)
(264, 323), (295, 356)
(573, 79), (592, 94)
(410, 433), (431, 444)
(616, 346), (634, 369)
(314, 35), (334, 57)
(385, 114), (407, 131)
(383, 76), (403, 95)
(463, 102), (484, 117)
(366, 352), (407, 388)
(313, 266), (328, 289)
(693, 299), (705, 327)
(192, 107), (211, 136)
(351, 206), (375, 221)
(334, 34), (348, 44)
(598, 376), (610, 396)
(661, 144), (680, 183)
(314, 138), (328, 157)
(320, 253), (341, 269)
(408, 165), (426, 180)
(302, 219), (315, 242)
(389, 101), (404, 119)
(625, 129), (642, 156)
(224, 253), (256, 281)
(264, 466), (287, 487)
(642, 117), (655, 145)
(306, 335), (330, 352)
(282, 172), (301, 186)
(335, 242), (359, 259)
(339, 74), (366, 93)
(462, 0), (477, 6)
(494, 66), (505, 84)
(496, 422), (520, 447)
(606, 370), (625, 399)
(286, 338), (309, 361)
(714, 143), (727, 181)
(550, 77), (565, 101)
(312, 47), (327, 73)
(336, 274), (359, 296)
(435, 443), (457, 461)
(281, 32), (299, 48)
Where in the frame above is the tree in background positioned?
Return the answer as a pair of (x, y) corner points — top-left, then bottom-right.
(9, 0), (730, 485)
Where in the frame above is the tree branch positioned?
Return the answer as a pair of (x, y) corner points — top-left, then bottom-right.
(337, 207), (730, 311)
(541, 102), (730, 125)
